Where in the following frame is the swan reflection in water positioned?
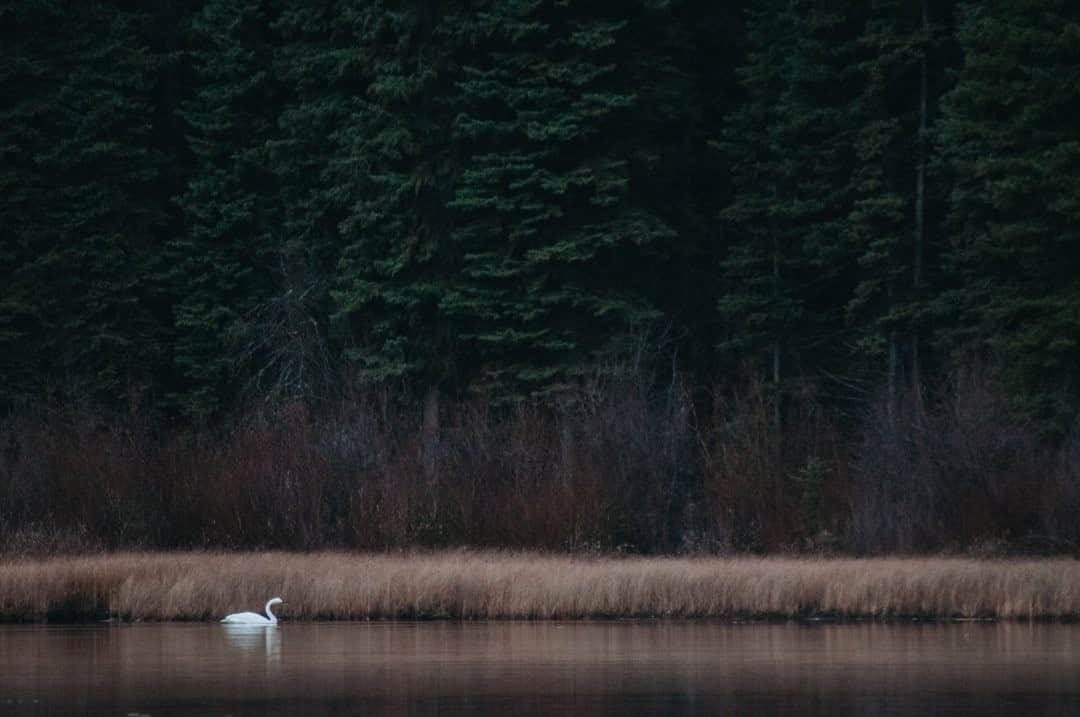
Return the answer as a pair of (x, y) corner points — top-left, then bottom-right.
(222, 622), (282, 663)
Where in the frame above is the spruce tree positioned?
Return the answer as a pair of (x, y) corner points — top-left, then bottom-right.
(173, 0), (284, 420)
(845, 0), (955, 405)
(614, 0), (742, 378)
(938, 0), (1080, 424)
(442, 1), (675, 399)
(331, 1), (460, 391)
(215, 0), (364, 407)
(0, 0), (169, 410)
(720, 1), (860, 395)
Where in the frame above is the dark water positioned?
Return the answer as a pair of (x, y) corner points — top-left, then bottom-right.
(0, 621), (1077, 716)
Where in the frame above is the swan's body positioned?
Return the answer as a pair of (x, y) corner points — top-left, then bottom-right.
(221, 597), (284, 625)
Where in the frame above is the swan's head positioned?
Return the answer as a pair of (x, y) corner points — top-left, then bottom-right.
(269, 597), (284, 606)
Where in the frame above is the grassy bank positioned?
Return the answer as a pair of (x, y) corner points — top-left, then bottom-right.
(1, 551), (1078, 622)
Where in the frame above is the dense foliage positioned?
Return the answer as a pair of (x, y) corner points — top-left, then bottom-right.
(4, 1), (1080, 553)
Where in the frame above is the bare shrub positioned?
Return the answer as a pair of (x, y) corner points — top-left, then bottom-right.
(1045, 426), (1080, 552)
(700, 373), (847, 552)
(564, 344), (703, 553)
(1, 359), (1076, 557)
(228, 236), (340, 411)
(0, 414), (161, 550)
(937, 369), (1052, 547)
(852, 368), (1064, 554)
(851, 388), (938, 553)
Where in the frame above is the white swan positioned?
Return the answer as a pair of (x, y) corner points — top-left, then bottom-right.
(221, 597), (284, 625)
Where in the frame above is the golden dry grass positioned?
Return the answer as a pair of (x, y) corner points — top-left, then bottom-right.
(0, 551), (1077, 622)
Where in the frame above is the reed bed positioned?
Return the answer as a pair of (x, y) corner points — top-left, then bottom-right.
(0, 551), (1077, 622)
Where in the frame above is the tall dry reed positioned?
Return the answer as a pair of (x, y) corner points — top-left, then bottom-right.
(0, 551), (1077, 622)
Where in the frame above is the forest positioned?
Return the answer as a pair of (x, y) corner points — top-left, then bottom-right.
(2, 0), (1080, 555)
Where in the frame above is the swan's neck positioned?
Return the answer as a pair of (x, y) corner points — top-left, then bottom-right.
(264, 601), (278, 624)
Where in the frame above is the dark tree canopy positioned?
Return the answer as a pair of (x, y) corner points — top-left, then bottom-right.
(1, 0), (1077, 429)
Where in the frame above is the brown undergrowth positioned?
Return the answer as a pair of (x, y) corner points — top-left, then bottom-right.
(1, 551), (1077, 622)
(3, 368), (1080, 555)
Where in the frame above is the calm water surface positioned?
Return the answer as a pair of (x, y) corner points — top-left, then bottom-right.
(0, 621), (1077, 715)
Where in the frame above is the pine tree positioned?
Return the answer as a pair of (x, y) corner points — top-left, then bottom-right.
(720, 1), (861, 397)
(331, 1), (460, 391)
(173, 0), (285, 420)
(614, 0), (743, 378)
(442, 1), (675, 399)
(845, 0), (954, 407)
(0, 0), (169, 410)
(212, 0), (364, 407)
(938, 0), (1080, 424)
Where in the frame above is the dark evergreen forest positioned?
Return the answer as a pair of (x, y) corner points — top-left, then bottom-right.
(3, 0), (1080, 555)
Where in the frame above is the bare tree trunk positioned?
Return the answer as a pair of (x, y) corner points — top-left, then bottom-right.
(422, 386), (440, 518)
(769, 200), (785, 517)
(770, 187), (782, 433)
(888, 279), (898, 421)
(912, 0), (928, 408)
(557, 414), (578, 549)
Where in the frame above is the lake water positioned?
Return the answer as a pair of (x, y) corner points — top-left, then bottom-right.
(0, 621), (1077, 715)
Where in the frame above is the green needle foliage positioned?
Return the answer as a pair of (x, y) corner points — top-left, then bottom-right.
(938, 0), (1080, 426)
(0, 0), (1077, 434)
(173, 0), (285, 421)
(720, 1), (860, 387)
(443, 1), (674, 399)
(0, 0), (169, 411)
(331, 1), (460, 389)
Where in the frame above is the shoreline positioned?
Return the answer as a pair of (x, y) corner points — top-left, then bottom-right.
(1, 551), (1078, 623)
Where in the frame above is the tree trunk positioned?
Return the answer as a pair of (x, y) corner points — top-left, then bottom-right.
(421, 386), (440, 517)
(912, 0), (928, 406)
(888, 278), (898, 421)
(770, 185), (782, 432)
